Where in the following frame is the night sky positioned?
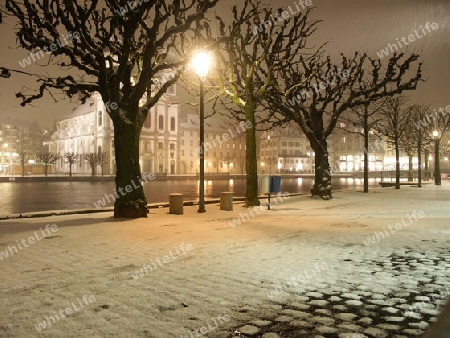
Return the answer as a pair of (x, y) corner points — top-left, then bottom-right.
(0, 0), (449, 127)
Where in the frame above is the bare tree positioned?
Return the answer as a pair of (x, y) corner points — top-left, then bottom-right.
(97, 151), (109, 176)
(267, 52), (422, 198)
(211, 1), (321, 206)
(82, 153), (99, 177)
(340, 97), (387, 192)
(3, 0), (218, 218)
(408, 105), (432, 187)
(64, 152), (78, 177)
(36, 151), (59, 176)
(376, 96), (412, 189)
(18, 150), (28, 177)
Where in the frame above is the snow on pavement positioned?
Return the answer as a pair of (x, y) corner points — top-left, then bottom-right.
(0, 183), (449, 337)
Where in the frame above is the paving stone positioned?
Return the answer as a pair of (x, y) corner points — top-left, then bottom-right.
(329, 296), (342, 302)
(290, 320), (314, 328)
(358, 317), (373, 325)
(371, 294), (386, 300)
(408, 321), (429, 329)
(335, 312), (358, 321)
(262, 333), (280, 338)
(306, 291), (324, 298)
(383, 316), (404, 322)
(333, 305), (347, 311)
(295, 296), (310, 302)
(342, 292), (361, 300)
(274, 315), (293, 322)
(237, 325), (260, 336)
(363, 327), (388, 337)
(402, 329), (424, 336)
(376, 323), (401, 330)
(251, 320), (272, 327)
(365, 305), (378, 310)
(368, 299), (394, 306)
(337, 323), (362, 331)
(314, 309), (332, 316)
(315, 326), (338, 334)
(309, 300), (328, 306)
(417, 307), (440, 315)
(402, 311), (422, 319)
(345, 299), (363, 306)
(339, 334), (368, 338)
(312, 316), (335, 325)
(381, 307), (398, 314)
(396, 293), (410, 298)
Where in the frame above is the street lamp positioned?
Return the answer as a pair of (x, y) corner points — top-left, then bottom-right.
(192, 50), (212, 213)
(433, 130), (441, 185)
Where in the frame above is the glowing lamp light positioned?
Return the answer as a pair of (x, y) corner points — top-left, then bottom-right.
(192, 51), (211, 78)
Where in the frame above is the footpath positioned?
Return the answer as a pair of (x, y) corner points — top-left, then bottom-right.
(0, 184), (449, 337)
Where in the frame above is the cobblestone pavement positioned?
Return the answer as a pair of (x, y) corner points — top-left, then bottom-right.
(223, 249), (450, 338)
(0, 186), (449, 337)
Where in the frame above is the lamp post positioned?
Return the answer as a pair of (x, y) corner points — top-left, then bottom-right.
(192, 51), (211, 213)
(433, 130), (441, 185)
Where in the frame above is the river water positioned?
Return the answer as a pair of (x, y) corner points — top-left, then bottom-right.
(0, 177), (381, 214)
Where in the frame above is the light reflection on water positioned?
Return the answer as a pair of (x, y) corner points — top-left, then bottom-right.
(0, 177), (380, 214)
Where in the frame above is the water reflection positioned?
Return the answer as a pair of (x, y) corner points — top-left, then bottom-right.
(0, 177), (380, 214)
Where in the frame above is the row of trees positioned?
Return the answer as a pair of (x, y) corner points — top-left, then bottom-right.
(19, 151), (109, 177)
(342, 95), (450, 191)
(2, 0), (423, 217)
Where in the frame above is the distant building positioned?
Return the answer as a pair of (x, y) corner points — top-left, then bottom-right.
(258, 125), (319, 174)
(48, 88), (247, 176)
(49, 90), (180, 176)
(332, 123), (384, 172)
(0, 116), (49, 175)
(179, 114), (247, 175)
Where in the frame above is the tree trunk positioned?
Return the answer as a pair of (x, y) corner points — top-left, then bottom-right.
(363, 112), (369, 193)
(417, 134), (422, 188)
(395, 137), (401, 189)
(245, 103), (260, 207)
(21, 164), (25, 177)
(312, 138), (332, 199)
(44, 165), (48, 177)
(112, 112), (148, 218)
(91, 164), (95, 176)
(69, 163), (72, 177)
(408, 153), (413, 182)
(424, 148), (430, 181)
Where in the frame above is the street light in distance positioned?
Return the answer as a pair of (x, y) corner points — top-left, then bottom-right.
(192, 50), (212, 213)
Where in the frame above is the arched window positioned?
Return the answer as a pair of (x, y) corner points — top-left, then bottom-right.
(144, 114), (151, 129)
(170, 117), (176, 131)
(158, 115), (164, 130)
(98, 111), (103, 127)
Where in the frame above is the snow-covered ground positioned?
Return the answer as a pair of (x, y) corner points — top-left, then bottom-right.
(0, 182), (449, 337)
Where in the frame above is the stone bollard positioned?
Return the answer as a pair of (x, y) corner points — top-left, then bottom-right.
(169, 193), (183, 215)
(220, 192), (233, 211)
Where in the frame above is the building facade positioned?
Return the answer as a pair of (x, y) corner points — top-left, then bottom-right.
(0, 116), (49, 175)
(49, 88), (248, 176)
(258, 125), (323, 174)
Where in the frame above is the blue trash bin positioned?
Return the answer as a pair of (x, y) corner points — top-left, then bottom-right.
(270, 176), (281, 193)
